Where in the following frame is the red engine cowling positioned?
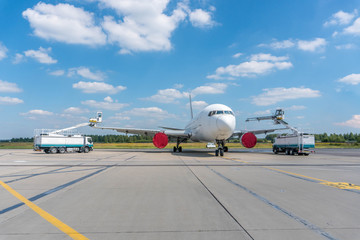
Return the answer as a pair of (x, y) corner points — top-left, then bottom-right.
(241, 132), (257, 148)
(152, 132), (168, 149)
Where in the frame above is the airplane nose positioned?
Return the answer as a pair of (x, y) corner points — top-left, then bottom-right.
(216, 115), (235, 133)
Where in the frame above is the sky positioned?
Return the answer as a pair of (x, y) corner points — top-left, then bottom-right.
(1, 0), (360, 139)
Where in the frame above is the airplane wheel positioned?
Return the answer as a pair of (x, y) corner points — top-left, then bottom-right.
(179, 146), (182, 152)
(173, 146), (177, 152)
(224, 146), (228, 152)
(215, 150), (219, 156)
(220, 149), (224, 156)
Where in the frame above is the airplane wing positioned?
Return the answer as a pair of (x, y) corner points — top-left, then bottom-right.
(92, 125), (189, 138)
(231, 128), (288, 138)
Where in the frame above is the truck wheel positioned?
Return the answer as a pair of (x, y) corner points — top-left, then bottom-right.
(50, 147), (58, 154)
(290, 149), (295, 155)
(59, 147), (66, 154)
(273, 147), (278, 154)
(84, 147), (90, 153)
(44, 149), (50, 154)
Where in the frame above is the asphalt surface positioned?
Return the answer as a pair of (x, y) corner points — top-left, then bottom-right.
(0, 148), (359, 240)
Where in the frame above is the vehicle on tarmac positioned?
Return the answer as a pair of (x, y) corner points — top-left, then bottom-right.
(272, 133), (315, 156)
(33, 130), (93, 154)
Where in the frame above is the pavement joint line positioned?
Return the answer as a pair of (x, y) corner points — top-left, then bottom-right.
(180, 157), (254, 240)
(0, 180), (89, 240)
(207, 167), (340, 240)
(222, 156), (360, 192)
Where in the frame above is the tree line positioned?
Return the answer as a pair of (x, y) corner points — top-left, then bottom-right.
(4, 133), (360, 143)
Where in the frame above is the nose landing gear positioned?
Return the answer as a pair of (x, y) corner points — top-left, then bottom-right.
(215, 140), (228, 156)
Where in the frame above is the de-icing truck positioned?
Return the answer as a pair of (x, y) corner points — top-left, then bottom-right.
(272, 133), (315, 156)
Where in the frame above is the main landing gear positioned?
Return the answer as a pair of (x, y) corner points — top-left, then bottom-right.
(215, 140), (228, 156)
(173, 137), (185, 153)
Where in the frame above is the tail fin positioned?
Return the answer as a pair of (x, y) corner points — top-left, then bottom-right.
(189, 94), (193, 119)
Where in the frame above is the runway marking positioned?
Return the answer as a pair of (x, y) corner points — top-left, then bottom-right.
(0, 181), (89, 240)
(208, 167), (339, 240)
(221, 156), (360, 192)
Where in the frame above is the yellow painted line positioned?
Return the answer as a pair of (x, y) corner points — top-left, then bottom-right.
(0, 181), (89, 240)
(218, 155), (360, 191)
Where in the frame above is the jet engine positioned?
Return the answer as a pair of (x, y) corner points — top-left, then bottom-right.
(152, 132), (168, 149)
(241, 132), (257, 148)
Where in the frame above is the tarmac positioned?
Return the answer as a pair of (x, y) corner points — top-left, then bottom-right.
(0, 148), (359, 240)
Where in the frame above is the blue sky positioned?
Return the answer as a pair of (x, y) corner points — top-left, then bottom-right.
(1, 0), (360, 139)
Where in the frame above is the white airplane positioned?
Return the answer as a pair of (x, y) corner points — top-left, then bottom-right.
(89, 103), (284, 156)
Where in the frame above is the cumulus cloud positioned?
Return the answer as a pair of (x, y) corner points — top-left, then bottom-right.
(73, 81), (126, 94)
(50, 70), (65, 76)
(259, 39), (295, 49)
(251, 87), (321, 106)
(324, 10), (357, 26)
(335, 43), (357, 50)
(344, 17), (360, 35)
(81, 97), (128, 111)
(0, 96), (24, 105)
(335, 115), (360, 128)
(0, 80), (22, 93)
(189, 8), (215, 28)
(232, 52), (243, 58)
(145, 88), (189, 103)
(114, 107), (175, 120)
(338, 73), (360, 85)
(64, 107), (89, 114)
(0, 42), (8, 60)
(187, 100), (208, 109)
(20, 109), (53, 119)
(23, 2), (106, 46)
(207, 54), (292, 79)
(192, 83), (227, 95)
(297, 38), (327, 52)
(23, 47), (57, 64)
(101, 0), (187, 54)
(68, 67), (106, 81)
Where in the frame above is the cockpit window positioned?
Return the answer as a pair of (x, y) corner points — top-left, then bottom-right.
(208, 110), (234, 117)
(208, 110), (234, 116)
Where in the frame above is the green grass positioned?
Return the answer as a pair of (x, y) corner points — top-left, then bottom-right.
(0, 142), (359, 149)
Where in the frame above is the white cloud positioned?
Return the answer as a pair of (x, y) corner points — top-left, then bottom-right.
(335, 43), (357, 50)
(250, 53), (289, 62)
(0, 80), (22, 93)
(81, 98), (128, 111)
(64, 107), (89, 114)
(192, 83), (227, 95)
(251, 87), (321, 106)
(233, 52), (243, 58)
(20, 109), (54, 119)
(73, 81), (126, 94)
(101, 0), (187, 54)
(188, 100), (208, 109)
(254, 110), (271, 115)
(189, 9), (215, 28)
(344, 17), (360, 35)
(145, 88), (189, 103)
(0, 42), (8, 60)
(23, 2), (106, 46)
(173, 83), (184, 89)
(207, 54), (292, 79)
(114, 107), (175, 120)
(297, 38), (327, 52)
(24, 47), (57, 64)
(338, 73), (360, 85)
(68, 67), (106, 81)
(50, 70), (65, 76)
(13, 53), (24, 64)
(104, 96), (113, 102)
(0, 96), (23, 105)
(259, 39), (295, 49)
(324, 10), (357, 26)
(336, 115), (360, 128)
(285, 105), (307, 111)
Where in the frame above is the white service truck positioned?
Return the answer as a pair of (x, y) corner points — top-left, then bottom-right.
(272, 133), (315, 156)
(34, 133), (93, 154)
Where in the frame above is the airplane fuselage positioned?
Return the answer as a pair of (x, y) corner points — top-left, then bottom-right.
(184, 104), (236, 142)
